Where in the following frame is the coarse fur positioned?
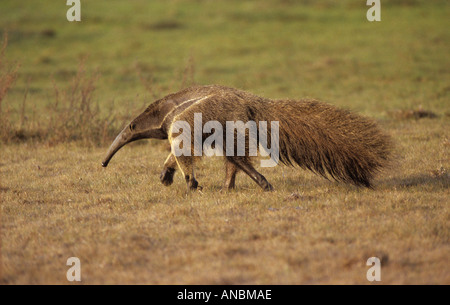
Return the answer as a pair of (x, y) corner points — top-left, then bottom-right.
(102, 85), (392, 191)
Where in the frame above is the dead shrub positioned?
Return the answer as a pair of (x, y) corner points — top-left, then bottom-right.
(0, 54), (120, 146)
(0, 32), (19, 142)
(388, 106), (438, 120)
(48, 59), (114, 146)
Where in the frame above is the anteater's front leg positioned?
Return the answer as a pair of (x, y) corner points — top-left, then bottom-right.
(160, 153), (177, 186)
(174, 155), (201, 192)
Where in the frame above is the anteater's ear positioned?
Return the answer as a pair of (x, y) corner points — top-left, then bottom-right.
(159, 99), (178, 117)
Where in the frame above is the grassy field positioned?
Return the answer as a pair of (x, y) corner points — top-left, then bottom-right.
(0, 0), (449, 284)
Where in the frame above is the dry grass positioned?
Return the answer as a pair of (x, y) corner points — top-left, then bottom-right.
(1, 118), (448, 284)
(0, 0), (448, 285)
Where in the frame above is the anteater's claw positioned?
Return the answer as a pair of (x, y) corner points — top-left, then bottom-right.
(160, 168), (175, 186)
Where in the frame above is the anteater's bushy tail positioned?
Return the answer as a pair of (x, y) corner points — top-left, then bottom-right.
(266, 99), (391, 187)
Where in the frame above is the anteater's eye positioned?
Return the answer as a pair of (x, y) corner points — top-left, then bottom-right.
(130, 124), (136, 131)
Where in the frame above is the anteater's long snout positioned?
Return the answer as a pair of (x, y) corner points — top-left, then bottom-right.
(102, 126), (132, 167)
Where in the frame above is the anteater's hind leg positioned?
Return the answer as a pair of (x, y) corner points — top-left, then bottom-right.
(223, 159), (239, 190)
(174, 155), (200, 192)
(160, 153), (177, 186)
(229, 157), (273, 191)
